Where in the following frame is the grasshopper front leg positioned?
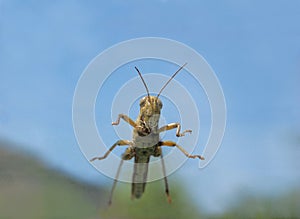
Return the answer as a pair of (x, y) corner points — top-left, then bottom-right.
(112, 114), (137, 128)
(158, 123), (192, 137)
(112, 113), (150, 135)
(159, 141), (204, 160)
(90, 140), (132, 161)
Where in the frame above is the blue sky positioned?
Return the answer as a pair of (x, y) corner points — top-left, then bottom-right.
(1, 0), (300, 214)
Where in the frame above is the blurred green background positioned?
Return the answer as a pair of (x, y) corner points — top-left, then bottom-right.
(1, 0), (300, 218)
(1, 140), (299, 218)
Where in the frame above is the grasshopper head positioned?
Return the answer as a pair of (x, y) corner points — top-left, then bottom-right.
(135, 63), (186, 133)
(139, 96), (162, 117)
(137, 96), (162, 134)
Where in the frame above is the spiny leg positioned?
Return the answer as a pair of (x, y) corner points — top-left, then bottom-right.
(112, 114), (137, 128)
(160, 153), (172, 203)
(109, 147), (135, 205)
(158, 123), (192, 137)
(90, 140), (132, 161)
(108, 159), (124, 206)
(159, 141), (204, 160)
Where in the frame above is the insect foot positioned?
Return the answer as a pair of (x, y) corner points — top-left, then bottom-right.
(176, 129), (192, 137)
(188, 154), (205, 160)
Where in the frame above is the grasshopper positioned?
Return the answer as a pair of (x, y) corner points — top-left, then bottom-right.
(90, 63), (204, 205)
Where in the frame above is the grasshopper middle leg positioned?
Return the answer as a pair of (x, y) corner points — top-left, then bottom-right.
(90, 140), (132, 161)
(158, 123), (192, 137)
(159, 140), (204, 160)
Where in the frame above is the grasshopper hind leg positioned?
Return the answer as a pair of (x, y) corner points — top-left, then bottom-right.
(160, 152), (172, 203)
(108, 159), (123, 206)
(108, 147), (135, 206)
(151, 146), (172, 203)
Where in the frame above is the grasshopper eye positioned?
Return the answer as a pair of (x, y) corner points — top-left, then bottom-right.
(140, 98), (146, 107)
(157, 100), (163, 109)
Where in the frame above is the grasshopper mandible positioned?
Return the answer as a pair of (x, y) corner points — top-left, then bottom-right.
(90, 63), (204, 205)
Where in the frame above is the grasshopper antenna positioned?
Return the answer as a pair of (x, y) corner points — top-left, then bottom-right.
(157, 63), (187, 98)
(135, 66), (150, 99)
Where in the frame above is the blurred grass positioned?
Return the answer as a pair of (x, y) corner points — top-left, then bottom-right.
(217, 189), (300, 219)
(0, 141), (203, 219)
(100, 180), (203, 219)
(1, 140), (299, 219)
(0, 143), (106, 219)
